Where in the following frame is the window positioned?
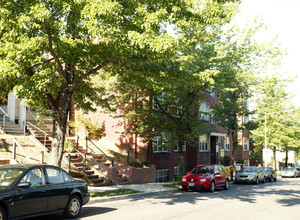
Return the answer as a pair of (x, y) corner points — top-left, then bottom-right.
(20, 168), (44, 187)
(224, 137), (230, 151)
(199, 102), (210, 121)
(46, 167), (64, 184)
(174, 166), (181, 180)
(153, 92), (168, 112)
(243, 137), (249, 151)
(244, 160), (249, 167)
(156, 169), (169, 182)
(244, 115), (249, 124)
(153, 133), (169, 153)
(199, 135), (208, 152)
(176, 98), (183, 116)
(174, 141), (186, 152)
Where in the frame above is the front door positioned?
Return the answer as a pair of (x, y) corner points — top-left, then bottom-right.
(210, 136), (217, 164)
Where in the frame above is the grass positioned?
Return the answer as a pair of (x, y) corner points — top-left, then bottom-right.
(90, 188), (141, 198)
(163, 182), (181, 189)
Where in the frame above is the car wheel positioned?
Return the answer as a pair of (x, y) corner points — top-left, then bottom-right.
(209, 181), (215, 192)
(64, 195), (82, 219)
(224, 179), (229, 190)
(270, 176), (273, 182)
(262, 177), (266, 183)
(255, 177), (259, 184)
(274, 177), (277, 181)
(0, 206), (6, 220)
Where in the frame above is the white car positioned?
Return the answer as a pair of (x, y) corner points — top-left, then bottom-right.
(235, 167), (265, 184)
(281, 167), (299, 178)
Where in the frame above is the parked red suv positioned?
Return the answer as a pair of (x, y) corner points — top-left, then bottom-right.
(181, 165), (230, 192)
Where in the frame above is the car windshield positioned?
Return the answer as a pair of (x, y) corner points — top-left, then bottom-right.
(262, 167), (270, 172)
(0, 168), (24, 187)
(283, 168), (295, 171)
(239, 167), (257, 173)
(190, 166), (214, 174)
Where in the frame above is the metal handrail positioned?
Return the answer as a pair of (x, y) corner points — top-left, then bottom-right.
(68, 127), (114, 166)
(25, 121), (48, 147)
(0, 136), (32, 163)
(0, 107), (8, 133)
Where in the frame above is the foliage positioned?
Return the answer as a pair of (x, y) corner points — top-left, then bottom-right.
(1, 0), (243, 166)
(90, 188), (140, 198)
(251, 75), (299, 169)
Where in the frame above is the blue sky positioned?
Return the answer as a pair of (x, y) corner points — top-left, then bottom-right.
(235, 0), (300, 107)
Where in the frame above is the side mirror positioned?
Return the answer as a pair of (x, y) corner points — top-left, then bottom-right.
(17, 182), (31, 189)
(187, 172), (190, 175)
(215, 171), (221, 177)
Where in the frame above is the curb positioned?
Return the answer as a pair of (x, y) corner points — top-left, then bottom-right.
(87, 188), (179, 205)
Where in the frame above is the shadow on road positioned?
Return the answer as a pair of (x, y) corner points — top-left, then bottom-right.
(127, 178), (300, 207)
(25, 207), (117, 220)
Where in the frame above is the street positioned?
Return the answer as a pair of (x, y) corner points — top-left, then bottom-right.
(29, 177), (300, 220)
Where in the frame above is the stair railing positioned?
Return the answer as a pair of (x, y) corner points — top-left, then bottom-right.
(67, 127), (114, 167)
(0, 136), (33, 163)
(0, 107), (8, 133)
(24, 121), (48, 147)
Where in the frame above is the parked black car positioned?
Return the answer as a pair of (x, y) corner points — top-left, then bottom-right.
(261, 167), (277, 182)
(0, 164), (89, 220)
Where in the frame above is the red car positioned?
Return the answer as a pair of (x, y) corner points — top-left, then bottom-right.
(181, 165), (230, 192)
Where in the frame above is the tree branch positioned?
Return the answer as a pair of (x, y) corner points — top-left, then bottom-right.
(45, 24), (67, 82)
(73, 56), (119, 88)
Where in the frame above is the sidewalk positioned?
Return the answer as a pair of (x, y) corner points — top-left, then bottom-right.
(88, 182), (180, 204)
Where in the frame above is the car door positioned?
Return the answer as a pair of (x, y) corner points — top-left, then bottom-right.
(45, 166), (73, 211)
(14, 167), (48, 217)
(214, 166), (223, 186)
(257, 167), (264, 181)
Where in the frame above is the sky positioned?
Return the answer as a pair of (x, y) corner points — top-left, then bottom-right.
(235, 0), (300, 107)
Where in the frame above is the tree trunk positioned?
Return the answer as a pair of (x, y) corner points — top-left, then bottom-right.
(285, 149), (288, 168)
(49, 113), (68, 167)
(178, 135), (186, 178)
(272, 146), (277, 171)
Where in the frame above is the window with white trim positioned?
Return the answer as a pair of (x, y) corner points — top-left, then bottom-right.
(153, 92), (168, 112)
(174, 141), (186, 152)
(153, 133), (169, 153)
(244, 160), (249, 167)
(243, 137), (249, 151)
(244, 115), (249, 124)
(199, 135), (208, 152)
(174, 166), (181, 180)
(156, 169), (169, 182)
(199, 102), (210, 121)
(224, 136), (230, 151)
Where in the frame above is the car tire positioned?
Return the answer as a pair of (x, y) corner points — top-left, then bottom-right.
(270, 176), (273, 182)
(63, 195), (82, 219)
(209, 181), (215, 192)
(224, 179), (229, 190)
(262, 177), (266, 183)
(255, 177), (259, 184)
(274, 177), (277, 181)
(0, 206), (6, 220)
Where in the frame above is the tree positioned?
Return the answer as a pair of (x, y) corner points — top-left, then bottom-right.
(251, 75), (298, 170)
(101, 1), (241, 175)
(2, 0), (227, 166)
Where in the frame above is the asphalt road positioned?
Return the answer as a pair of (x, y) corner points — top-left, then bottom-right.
(28, 177), (300, 220)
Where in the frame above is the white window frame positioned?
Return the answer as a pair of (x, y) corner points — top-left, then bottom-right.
(156, 169), (169, 182)
(199, 102), (210, 122)
(243, 137), (249, 151)
(199, 135), (208, 152)
(244, 160), (249, 167)
(244, 115), (249, 124)
(174, 141), (186, 152)
(224, 136), (230, 151)
(153, 134), (169, 153)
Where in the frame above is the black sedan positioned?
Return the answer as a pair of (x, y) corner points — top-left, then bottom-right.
(261, 166), (277, 182)
(0, 164), (89, 220)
